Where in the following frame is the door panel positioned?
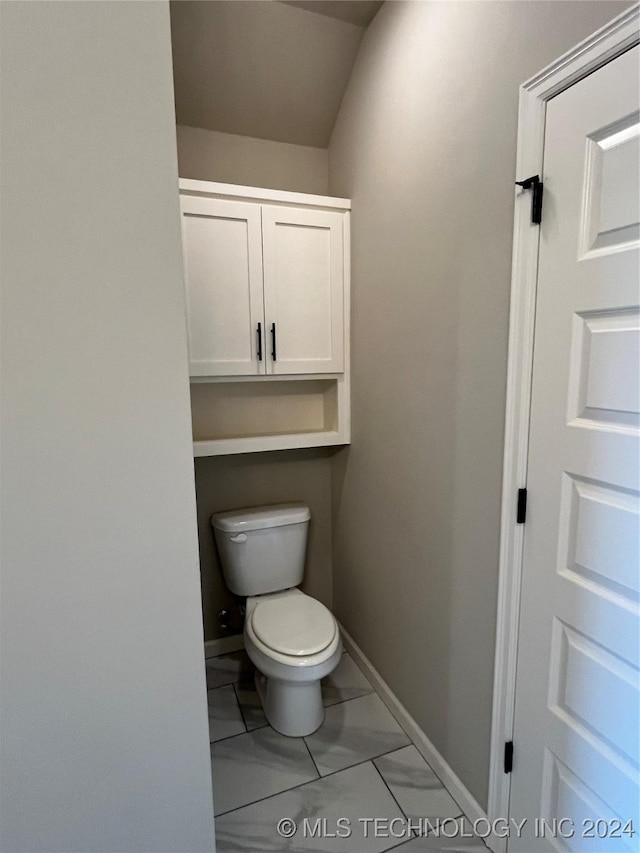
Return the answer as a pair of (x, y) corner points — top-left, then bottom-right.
(510, 46), (640, 851)
(568, 309), (639, 428)
(580, 112), (639, 258)
(180, 196), (265, 376)
(261, 206), (344, 374)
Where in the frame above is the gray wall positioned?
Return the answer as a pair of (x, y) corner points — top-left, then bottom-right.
(178, 133), (335, 643)
(176, 125), (329, 194)
(0, 2), (215, 850)
(328, 0), (629, 810)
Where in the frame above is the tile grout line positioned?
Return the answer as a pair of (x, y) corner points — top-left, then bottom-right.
(209, 652), (375, 700)
(370, 759), (416, 844)
(211, 654), (480, 844)
(370, 754), (467, 839)
(386, 836), (426, 852)
(215, 758), (381, 819)
(372, 745), (467, 828)
(206, 678), (238, 692)
(230, 682), (249, 735)
(207, 650), (466, 804)
(233, 683), (376, 712)
(208, 651), (364, 695)
(212, 654), (470, 829)
(207, 684), (246, 744)
(324, 687), (376, 706)
(340, 657), (474, 823)
(214, 743), (418, 819)
(360, 768), (472, 850)
(301, 734), (321, 779)
(215, 770), (337, 820)
(209, 718), (269, 747)
(209, 688), (378, 747)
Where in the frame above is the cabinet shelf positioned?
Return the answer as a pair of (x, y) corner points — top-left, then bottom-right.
(193, 430), (346, 458)
(190, 375), (349, 456)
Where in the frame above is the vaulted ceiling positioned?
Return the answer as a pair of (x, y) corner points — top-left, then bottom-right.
(170, 1), (383, 148)
(281, 1), (383, 26)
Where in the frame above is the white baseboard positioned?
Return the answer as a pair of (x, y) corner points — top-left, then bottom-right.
(204, 634), (244, 659)
(338, 623), (491, 841)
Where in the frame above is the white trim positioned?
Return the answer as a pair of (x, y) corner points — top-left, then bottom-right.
(178, 178), (351, 211)
(342, 211), (352, 445)
(339, 624), (490, 842)
(488, 8), (639, 852)
(193, 428), (347, 458)
(190, 372), (340, 385)
(204, 634), (244, 659)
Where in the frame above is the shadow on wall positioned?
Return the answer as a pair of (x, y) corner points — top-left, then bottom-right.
(194, 447), (336, 642)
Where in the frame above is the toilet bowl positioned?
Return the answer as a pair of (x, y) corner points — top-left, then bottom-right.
(244, 589), (341, 736)
(211, 503), (341, 737)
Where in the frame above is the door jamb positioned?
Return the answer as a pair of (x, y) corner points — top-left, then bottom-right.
(487, 7), (639, 852)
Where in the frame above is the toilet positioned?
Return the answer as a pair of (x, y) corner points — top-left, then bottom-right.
(211, 503), (341, 737)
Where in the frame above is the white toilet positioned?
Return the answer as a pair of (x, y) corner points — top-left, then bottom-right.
(211, 503), (341, 737)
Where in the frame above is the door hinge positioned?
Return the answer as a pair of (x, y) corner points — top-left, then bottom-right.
(516, 488), (527, 524)
(504, 741), (514, 774)
(515, 174), (543, 224)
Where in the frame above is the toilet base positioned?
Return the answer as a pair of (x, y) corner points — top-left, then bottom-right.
(255, 671), (325, 737)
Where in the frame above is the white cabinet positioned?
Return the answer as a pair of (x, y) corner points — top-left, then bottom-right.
(180, 196), (264, 376)
(262, 205), (344, 375)
(180, 186), (346, 378)
(178, 180), (351, 457)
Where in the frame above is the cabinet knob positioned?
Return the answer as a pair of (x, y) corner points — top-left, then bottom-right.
(271, 322), (277, 361)
(256, 322), (263, 362)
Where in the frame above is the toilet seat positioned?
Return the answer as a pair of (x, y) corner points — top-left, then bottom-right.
(251, 595), (337, 656)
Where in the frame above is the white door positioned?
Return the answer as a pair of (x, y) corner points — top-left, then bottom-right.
(261, 206), (344, 375)
(180, 196), (265, 376)
(510, 46), (640, 851)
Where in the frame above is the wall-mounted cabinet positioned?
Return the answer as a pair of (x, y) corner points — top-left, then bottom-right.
(179, 180), (350, 456)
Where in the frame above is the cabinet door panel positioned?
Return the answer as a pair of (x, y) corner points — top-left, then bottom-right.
(262, 207), (344, 374)
(180, 196), (264, 376)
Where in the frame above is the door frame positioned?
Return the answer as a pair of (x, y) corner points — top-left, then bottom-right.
(487, 7), (639, 852)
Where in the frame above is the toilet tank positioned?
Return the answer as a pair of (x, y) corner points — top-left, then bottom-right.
(211, 503), (310, 596)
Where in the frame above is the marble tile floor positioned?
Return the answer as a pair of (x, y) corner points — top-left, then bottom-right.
(207, 650), (487, 853)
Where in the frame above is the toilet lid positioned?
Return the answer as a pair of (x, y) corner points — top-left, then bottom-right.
(251, 597), (337, 656)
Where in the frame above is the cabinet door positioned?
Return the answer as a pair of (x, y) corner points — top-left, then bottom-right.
(180, 196), (265, 376)
(261, 206), (344, 374)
